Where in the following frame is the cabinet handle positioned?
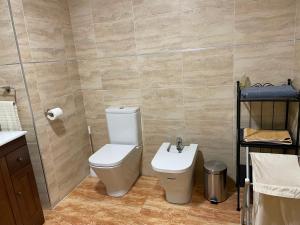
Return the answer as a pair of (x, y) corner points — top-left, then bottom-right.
(17, 157), (24, 162)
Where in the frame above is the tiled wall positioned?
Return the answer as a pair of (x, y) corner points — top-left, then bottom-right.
(8, 0), (90, 206)
(68, 0), (300, 180)
(0, 0), (50, 207)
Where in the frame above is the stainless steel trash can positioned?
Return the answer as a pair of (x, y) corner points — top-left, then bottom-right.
(204, 160), (227, 203)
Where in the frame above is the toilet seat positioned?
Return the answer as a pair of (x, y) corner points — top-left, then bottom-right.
(89, 144), (136, 167)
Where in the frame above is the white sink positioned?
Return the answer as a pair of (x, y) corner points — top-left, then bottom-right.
(0, 131), (27, 147)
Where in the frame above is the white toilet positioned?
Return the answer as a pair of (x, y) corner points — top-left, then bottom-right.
(151, 143), (198, 204)
(88, 106), (142, 197)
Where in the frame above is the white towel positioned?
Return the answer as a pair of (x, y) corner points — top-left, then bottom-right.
(0, 101), (22, 131)
(251, 153), (300, 225)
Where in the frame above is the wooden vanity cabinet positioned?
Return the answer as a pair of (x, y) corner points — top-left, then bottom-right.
(0, 136), (44, 225)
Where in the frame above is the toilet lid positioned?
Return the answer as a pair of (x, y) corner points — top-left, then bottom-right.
(89, 144), (136, 167)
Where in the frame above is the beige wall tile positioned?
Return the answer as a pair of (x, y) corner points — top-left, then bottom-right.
(235, 0), (295, 44)
(94, 19), (136, 58)
(183, 48), (233, 87)
(0, 1), (19, 65)
(22, 64), (42, 108)
(142, 119), (185, 146)
(234, 41), (295, 84)
(68, 0), (92, 21)
(0, 0), (10, 20)
(20, 0), (77, 62)
(99, 56), (140, 90)
(71, 17), (98, 59)
(82, 90), (105, 119)
(181, 0), (234, 48)
(134, 13), (181, 54)
(78, 59), (102, 90)
(103, 89), (141, 107)
(132, 0), (180, 20)
(86, 117), (109, 150)
(91, 0), (132, 23)
(295, 40), (300, 79)
(138, 53), (183, 89)
(31, 62), (72, 105)
(63, 26), (77, 60)
(67, 60), (81, 92)
(241, 101), (286, 130)
(10, 0), (33, 62)
(296, 0), (300, 39)
(142, 88), (184, 120)
(0, 64), (19, 87)
(22, 0), (70, 25)
(184, 86), (234, 121)
(68, 1), (97, 59)
(184, 120), (233, 149)
(25, 18), (66, 61)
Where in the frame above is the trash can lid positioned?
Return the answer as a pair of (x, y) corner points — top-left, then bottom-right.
(204, 160), (227, 174)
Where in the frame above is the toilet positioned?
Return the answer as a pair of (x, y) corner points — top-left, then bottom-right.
(88, 106), (142, 197)
(151, 143), (198, 204)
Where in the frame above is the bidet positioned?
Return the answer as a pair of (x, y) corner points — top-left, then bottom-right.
(151, 142), (198, 204)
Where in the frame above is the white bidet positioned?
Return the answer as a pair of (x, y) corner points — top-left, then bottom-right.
(151, 143), (198, 204)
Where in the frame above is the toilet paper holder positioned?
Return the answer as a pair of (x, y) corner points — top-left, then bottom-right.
(44, 107), (63, 121)
(44, 109), (53, 117)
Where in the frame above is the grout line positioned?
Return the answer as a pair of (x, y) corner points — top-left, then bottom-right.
(0, 62), (21, 67)
(74, 39), (296, 62)
(79, 84), (235, 92)
(0, 58), (78, 67)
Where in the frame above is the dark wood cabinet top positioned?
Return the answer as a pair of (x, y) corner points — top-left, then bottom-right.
(0, 136), (27, 158)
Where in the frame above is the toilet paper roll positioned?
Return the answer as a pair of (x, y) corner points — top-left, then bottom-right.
(46, 107), (63, 121)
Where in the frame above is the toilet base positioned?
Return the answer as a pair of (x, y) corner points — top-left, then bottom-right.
(91, 147), (141, 197)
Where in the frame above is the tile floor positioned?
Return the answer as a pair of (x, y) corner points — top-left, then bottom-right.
(44, 176), (240, 225)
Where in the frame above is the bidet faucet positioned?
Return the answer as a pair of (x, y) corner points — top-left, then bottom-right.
(176, 137), (184, 153)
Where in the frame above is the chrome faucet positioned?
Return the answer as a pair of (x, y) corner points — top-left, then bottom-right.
(176, 137), (184, 153)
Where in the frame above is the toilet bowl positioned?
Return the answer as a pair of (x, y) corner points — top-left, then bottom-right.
(151, 143), (198, 204)
(88, 106), (142, 197)
(89, 144), (141, 197)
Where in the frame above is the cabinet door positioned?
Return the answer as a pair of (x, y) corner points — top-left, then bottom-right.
(0, 161), (17, 225)
(11, 164), (44, 225)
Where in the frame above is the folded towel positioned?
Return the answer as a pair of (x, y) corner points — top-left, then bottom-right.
(243, 128), (292, 145)
(241, 85), (298, 100)
(0, 101), (22, 131)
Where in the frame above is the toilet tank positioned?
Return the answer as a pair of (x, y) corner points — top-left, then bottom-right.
(105, 106), (142, 146)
